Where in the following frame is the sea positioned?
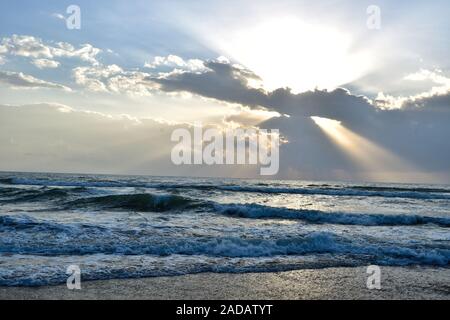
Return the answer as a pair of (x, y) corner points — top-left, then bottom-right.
(0, 171), (449, 286)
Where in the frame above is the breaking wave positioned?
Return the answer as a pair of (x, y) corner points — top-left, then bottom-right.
(64, 193), (199, 212)
(0, 215), (448, 268)
(213, 203), (450, 227)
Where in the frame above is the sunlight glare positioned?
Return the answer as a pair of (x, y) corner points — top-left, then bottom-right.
(218, 17), (372, 93)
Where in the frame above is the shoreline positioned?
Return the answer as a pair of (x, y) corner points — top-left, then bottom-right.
(0, 266), (448, 300)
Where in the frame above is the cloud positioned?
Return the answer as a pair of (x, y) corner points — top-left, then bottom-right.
(148, 60), (375, 123)
(0, 70), (71, 91)
(224, 107), (279, 127)
(143, 60), (450, 182)
(375, 69), (450, 110)
(1, 88), (449, 183)
(73, 64), (156, 96)
(145, 55), (206, 72)
(147, 60), (450, 124)
(0, 103), (263, 177)
(0, 103), (173, 174)
(31, 59), (60, 69)
(0, 35), (101, 66)
(149, 61), (264, 104)
(259, 88), (450, 182)
(0, 50), (448, 182)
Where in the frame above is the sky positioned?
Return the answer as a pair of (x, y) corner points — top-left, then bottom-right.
(0, 0), (449, 183)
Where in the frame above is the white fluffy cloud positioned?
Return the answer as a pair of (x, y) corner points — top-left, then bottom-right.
(145, 54), (206, 72)
(72, 64), (157, 96)
(0, 70), (71, 91)
(0, 35), (101, 66)
(0, 43), (6, 64)
(376, 69), (450, 110)
(73, 55), (208, 97)
(31, 59), (60, 69)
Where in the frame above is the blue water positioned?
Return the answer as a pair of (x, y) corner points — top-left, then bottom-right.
(0, 172), (449, 286)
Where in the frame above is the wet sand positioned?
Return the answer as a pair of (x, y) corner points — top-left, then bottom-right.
(0, 266), (449, 300)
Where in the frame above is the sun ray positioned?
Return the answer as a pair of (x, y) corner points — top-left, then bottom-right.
(311, 116), (421, 182)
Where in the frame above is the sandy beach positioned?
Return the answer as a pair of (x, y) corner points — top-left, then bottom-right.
(1, 266), (448, 300)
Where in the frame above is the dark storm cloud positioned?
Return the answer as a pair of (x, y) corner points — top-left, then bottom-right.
(151, 61), (269, 109)
(149, 61), (377, 123)
(147, 60), (450, 181)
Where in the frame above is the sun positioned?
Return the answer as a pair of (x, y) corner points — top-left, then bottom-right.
(217, 17), (372, 93)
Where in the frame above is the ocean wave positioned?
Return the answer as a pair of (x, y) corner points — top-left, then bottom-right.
(2, 250), (448, 287)
(0, 215), (108, 233)
(0, 216), (348, 256)
(3, 176), (450, 200)
(0, 186), (90, 203)
(2, 183), (449, 227)
(0, 215), (448, 268)
(0, 177), (128, 188)
(213, 203), (450, 227)
(0, 254), (361, 286)
(1, 173), (449, 287)
(349, 185), (450, 194)
(0, 178), (15, 185)
(64, 193), (199, 212)
(217, 185), (450, 200)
